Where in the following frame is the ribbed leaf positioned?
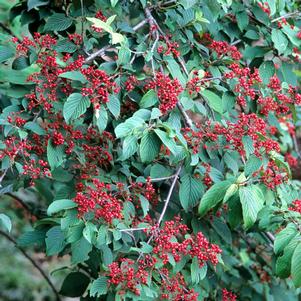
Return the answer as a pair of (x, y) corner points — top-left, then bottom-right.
(63, 93), (90, 123)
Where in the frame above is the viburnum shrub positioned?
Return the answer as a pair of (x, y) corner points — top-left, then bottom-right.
(1, 0), (301, 300)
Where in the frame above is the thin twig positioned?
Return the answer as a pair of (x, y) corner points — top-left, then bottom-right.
(133, 19), (148, 31)
(271, 11), (301, 23)
(137, 166), (182, 261)
(157, 166), (182, 225)
(0, 229), (61, 301)
(120, 227), (149, 232)
(84, 19), (148, 64)
(6, 192), (35, 216)
(293, 134), (301, 158)
(177, 103), (193, 128)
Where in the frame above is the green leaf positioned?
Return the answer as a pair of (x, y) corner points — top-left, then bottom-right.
(179, 174), (203, 212)
(115, 116), (145, 138)
(224, 184), (238, 202)
(96, 107), (108, 133)
(27, 0), (48, 10)
(24, 121), (46, 135)
(165, 56), (187, 86)
(47, 139), (65, 170)
(276, 234), (300, 278)
(191, 257), (207, 284)
(139, 195), (149, 217)
(271, 29), (288, 55)
(59, 71), (87, 83)
(140, 90), (158, 108)
(198, 180), (233, 217)
(201, 90), (223, 114)
(87, 17), (113, 33)
(139, 131), (161, 163)
(291, 243), (301, 287)
(121, 135), (138, 160)
(63, 93), (90, 123)
(107, 94), (120, 118)
(83, 222), (97, 244)
(0, 65), (39, 85)
(71, 237), (92, 264)
(45, 226), (66, 256)
(274, 223), (298, 255)
(245, 155), (262, 177)
(0, 213), (12, 232)
(90, 277), (108, 297)
(236, 11), (249, 31)
(55, 39), (77, 53)
(47, 199), (77, 215)
(17, 229), (46, 247)
(212, 216), (232, 244)
(239, 185), (264, 229)
(60, 272), (90, 297)
(242, 136), (254, 158)
(44, 13), (73, 31)
(154, 129), (180, 156)
(0, 46), (15, 63)
(259, 61), (275, 85)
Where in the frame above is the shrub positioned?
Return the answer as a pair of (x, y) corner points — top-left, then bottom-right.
(1, 0), (301, 300)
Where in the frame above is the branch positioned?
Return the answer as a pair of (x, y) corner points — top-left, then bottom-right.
(84, 19), (148, 63)
(271, 11), (301, 23)
(177, 103), (193, 128)
(0, 229), (61, 301)
(137, 166), (181, 261)
(6, 192), (35, 216)
(157, 165), (182, 225)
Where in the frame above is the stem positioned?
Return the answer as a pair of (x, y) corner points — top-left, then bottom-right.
(271, 11), (301, 23)
(157, 165), (182, 226)
(0, 229), (61, 301)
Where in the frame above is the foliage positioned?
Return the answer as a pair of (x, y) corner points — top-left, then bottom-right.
(1, 0), (301, 300)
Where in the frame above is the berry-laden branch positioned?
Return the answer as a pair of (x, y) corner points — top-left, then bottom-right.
(0, 229), (61, 301)
(143, 7), (194, 128)
(137, 165), (182, 261)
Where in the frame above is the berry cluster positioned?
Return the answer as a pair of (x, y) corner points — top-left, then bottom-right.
(144, 72), (183, 114)
(289, 200), (301, 214)
(73, 178), (123, 223)
(222, 288), (237, 301)
(209, 40), (242, 60)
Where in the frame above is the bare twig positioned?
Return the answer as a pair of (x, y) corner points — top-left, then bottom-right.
(120, 227), (149, 232)
(157, 165), (182, 225)
(137, 166), (182, 261)
(133, 19), (148, 31)
(293, 134), (301, 158)
(84, 19), (148, 63)
(0, 229), (61, 301)
(271, 12), (301, 23)
(177, 103), (193, 128)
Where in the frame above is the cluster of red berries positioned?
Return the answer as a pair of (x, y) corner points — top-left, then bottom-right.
(23, 159), (51, 183)
(153, 217), (222, 266)
(73, 178), (123, 223)
(225, 63), (261, 107)
(92, 10), (107, 32)
(108, 258), (150, 296)
(160, 269), (198, 300)
(145, 72), (183, 114)
(157, 40), (180, 57)
(258, 2), (271, 15)
(289, 200), (301, 214)
(81, 66), (119, 108)
(285, 153), (298, 168)
(124, 75), (139, 92)
(222, 288), (237, 301)
(209, 40), (242, 60)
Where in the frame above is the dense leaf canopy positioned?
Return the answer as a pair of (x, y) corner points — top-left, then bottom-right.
(1, 0), (301, 300)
